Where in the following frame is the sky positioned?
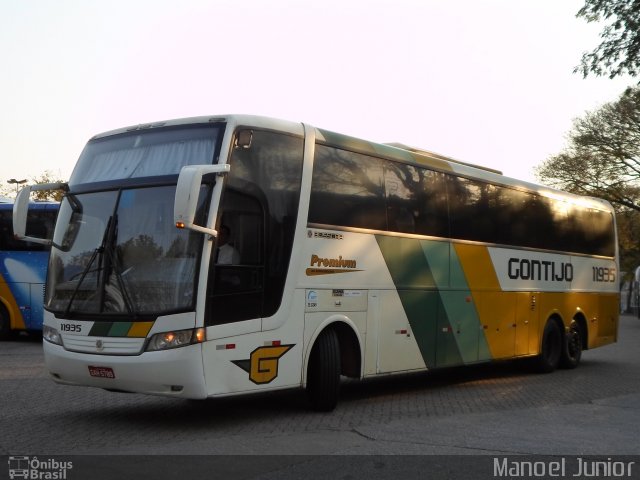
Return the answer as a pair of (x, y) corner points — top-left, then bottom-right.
(0, 0), (635, 196)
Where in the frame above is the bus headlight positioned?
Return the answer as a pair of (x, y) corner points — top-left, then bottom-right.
(145, 328), (206, 352)
(43, 325), (63, 346)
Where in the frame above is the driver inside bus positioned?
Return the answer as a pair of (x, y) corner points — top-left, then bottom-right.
(216, 225), (240, 265)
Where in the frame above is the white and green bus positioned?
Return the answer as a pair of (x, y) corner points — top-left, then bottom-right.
(14, 115), (619, 410)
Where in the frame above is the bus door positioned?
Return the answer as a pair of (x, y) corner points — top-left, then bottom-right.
(206, 187), (266, 326)
(203, 128), (305, 332)
(515, 292), (539, 356)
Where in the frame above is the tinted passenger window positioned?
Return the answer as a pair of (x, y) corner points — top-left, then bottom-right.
(310, 145), (386, 231)
(561, 206), (615, 257)
(588, 210), (615, 257)
(307, 143), (615, 258)
(448, 177), (496, 243)
(385, 163), (448, 237)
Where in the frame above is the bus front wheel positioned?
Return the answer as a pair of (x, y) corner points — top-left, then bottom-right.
(306, 328), (341, 412)
(535, 319), (562, 373)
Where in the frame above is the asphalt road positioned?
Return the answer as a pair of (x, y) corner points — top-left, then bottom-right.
(1, 314), (639, 479)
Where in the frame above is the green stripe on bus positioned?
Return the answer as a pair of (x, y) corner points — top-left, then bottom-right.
(376, 236), (493, 368)
(427, 243), (492, 363)
(376, 236), (437, 288)
(397, 290), (441, 368)
(89, 322), (112, 337)
(88, 321), (133, 337)
(376, 236), (460, 368)
(108, 322), (132, 337)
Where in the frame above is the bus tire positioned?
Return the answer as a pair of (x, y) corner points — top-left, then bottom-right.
(306, 328), (340, 412)
(535, 319), (562, 373)
(0, 304), (12, 341)
(560, 320), (582, 369)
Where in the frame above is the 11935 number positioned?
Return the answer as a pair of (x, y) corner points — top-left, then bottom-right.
(592, 266), (616, 283)
(60, 323), (82, 333)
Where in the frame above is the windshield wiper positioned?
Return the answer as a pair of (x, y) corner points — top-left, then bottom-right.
(63, 214), (137, 317)
(63, 216), (112, 316)
(100, 214), (136, 316)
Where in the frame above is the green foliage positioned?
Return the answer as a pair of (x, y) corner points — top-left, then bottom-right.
(617, 209), (640, 276)
(537, 86), (640, 210)
(575, 0), (640, 79)
(3, 171), (66, 201)
(30, 171), (66, 202)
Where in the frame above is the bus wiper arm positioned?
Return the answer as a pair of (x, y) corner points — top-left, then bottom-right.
(63, 216), (112, 316)
(63, 245), (104, 317)
(102, 217), (136, 316)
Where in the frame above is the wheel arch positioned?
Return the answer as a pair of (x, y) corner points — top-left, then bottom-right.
(572, 310), (589, 350)
(542, 312), (565, 344)
(303, 315), (363, 384)
(0, 297), (15, 331)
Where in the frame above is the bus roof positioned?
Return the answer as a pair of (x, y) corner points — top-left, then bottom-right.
(90, 114), (304, 140)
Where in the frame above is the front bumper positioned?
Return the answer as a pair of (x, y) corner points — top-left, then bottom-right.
(43, 340), (208, 398)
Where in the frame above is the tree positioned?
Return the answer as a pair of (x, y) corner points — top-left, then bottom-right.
(575, 0), (640, 79)
(537, 86), (640, 211)
(0, 184), (12, 200)
(617, 208), (640, 275)
(1, 171), (66, 201)
(536, 86), (640, 275)
(31, 170), (66, 202)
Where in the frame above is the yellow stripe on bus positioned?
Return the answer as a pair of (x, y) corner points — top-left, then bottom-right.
(453, 243), (501, 291)
(127, 321), (154, 338)
(453, 243), (522, 359)
(0, 273), (26, 331)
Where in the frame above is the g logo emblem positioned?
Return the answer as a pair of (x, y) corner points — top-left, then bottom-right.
(232, 345), (294, 384)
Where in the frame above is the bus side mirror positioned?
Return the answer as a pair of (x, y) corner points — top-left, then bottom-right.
(174, 164), (230, 237)
(13, 183), (67, 246)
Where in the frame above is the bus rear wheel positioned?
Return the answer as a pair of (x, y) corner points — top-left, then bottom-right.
(535, 319), (562, 373)
(306, 328), (341, 412)
(560, 320), (582, 369)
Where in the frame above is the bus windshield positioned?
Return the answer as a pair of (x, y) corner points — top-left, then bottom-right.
(46, 185), (210, 317)
(45, 123), (223, 318)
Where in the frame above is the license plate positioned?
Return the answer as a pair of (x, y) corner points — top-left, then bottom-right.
(88, 366), (115, 379)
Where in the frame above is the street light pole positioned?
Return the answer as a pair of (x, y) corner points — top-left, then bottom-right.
(7, 178), (27, 196)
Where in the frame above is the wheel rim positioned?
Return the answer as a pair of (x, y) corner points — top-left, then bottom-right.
(567, 327), (582, 361)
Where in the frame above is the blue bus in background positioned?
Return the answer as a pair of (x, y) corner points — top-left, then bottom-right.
(0, 201), (58, 339)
